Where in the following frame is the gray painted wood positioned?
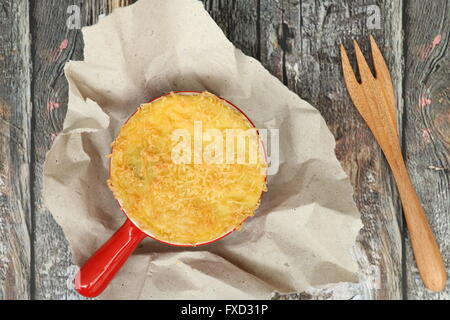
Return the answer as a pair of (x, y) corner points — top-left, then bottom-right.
(0, 0), (32, 300)
(403, 0), (450, 300)
(259, 0), (404, 299)
(202, 0), (260, 59)
(30, 0), (89, 300)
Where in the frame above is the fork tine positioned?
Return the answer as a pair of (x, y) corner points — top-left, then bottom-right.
(369, 35), (391, 81)
(353, 40), (375, 84)
(369, 35), (397, 130)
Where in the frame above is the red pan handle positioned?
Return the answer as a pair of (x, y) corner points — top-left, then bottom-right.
(74, 219), (147, 298)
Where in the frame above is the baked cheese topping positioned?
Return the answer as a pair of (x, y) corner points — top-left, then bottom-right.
(108, 92), (267, 245)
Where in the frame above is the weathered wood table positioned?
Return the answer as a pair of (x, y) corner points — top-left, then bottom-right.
(0, 0), (448, 300)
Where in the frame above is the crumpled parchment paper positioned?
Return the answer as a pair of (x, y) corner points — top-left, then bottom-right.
(43, 0), (362, 299)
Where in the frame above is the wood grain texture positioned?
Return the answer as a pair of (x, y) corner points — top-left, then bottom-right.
(30, 0), (136, 299)
(202, 0), (260, 58)
(0, 0), (32, 300)
(403, 0), (450, 299)
(259, 0), (404, 299)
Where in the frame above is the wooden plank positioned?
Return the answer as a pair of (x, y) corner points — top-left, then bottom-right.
(403, 1), (450, 299)
(30, 0), (136, 300)
(202, 0), (260, 58)
(0, 0), (32, 299)
(260, 0), (404, 299)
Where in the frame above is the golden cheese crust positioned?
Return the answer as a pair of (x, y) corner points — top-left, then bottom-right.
(108, 92), (267, 245)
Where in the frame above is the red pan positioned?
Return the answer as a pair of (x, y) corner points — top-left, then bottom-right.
(74, 91), (265, 297)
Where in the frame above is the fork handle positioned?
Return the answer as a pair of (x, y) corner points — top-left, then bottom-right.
(389, 157), (446, 292)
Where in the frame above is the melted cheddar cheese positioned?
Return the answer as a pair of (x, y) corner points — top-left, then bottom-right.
(108, 92), (267, 245)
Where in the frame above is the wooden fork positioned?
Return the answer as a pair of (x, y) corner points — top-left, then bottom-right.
(340, 36), (446, 292)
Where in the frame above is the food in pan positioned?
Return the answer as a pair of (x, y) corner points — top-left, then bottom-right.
(108, 92), (267, 245)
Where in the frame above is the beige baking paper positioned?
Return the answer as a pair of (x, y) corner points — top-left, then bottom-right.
(43, 0), (362, 299)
